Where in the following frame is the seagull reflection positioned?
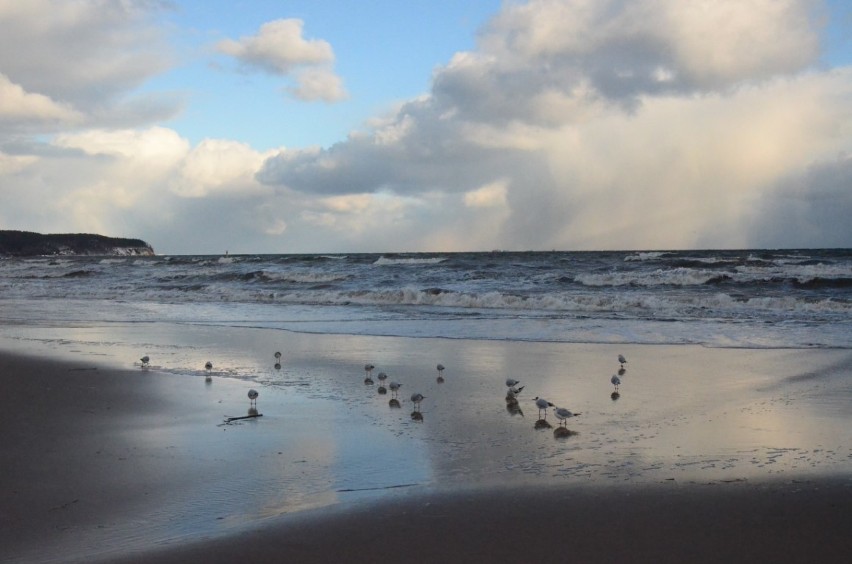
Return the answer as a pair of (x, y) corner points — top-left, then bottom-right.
(534, 418), (553, 430)
(611, 391), (621, 401)
(618, 367), (626, 376)
(506, 402), (524, 417)
(553, 426), (577, 439)
(411, 410), (424, 422)
(377, 386), (387, 395)
(388, 398), (401, 409)
(274, 362), (281, 370)
(248, 406), (259, 417)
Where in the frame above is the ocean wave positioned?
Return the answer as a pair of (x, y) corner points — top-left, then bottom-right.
(373, 256), (447, 266)
(574, 268), (720, 287)
(623, 251), (671, 261)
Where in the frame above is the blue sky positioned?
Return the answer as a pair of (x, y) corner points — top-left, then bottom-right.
(151, 1), (502, 150)
(1, 0), (851, 254)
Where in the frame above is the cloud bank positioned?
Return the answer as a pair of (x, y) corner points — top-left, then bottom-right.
(0, 0), (850, 253)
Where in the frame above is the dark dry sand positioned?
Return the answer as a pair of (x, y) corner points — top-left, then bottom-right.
(1, 352), (851, 563)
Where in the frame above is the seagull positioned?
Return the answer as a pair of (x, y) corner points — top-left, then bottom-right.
(140, 355), (150, 368)
(436, 364), (445, 383)
(506, 378), (521, 388)
(611, 374), (621, 392)
(389, 381), (401, 396)
(274, 351), (282, 361)
(410, 393), (425, 411)
(377, 372), (388, 384)
(248, 388), (259, 406)
(205, 361), (213, 371)
(364, 364), (375, 378)
(618, 354), (627, 367)
(533, 397), (554, 419)
(553, 406), (578, 426)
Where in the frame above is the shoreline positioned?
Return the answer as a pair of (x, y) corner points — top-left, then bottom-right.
(1, 336), (851, 562)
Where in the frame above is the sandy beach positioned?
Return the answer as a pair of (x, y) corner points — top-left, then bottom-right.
(1, 330), (851, 563)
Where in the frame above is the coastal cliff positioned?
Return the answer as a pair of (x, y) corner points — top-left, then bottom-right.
(0, 230), (155, 257)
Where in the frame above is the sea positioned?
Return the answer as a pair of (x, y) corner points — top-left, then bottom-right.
(0, 248), (850, 351)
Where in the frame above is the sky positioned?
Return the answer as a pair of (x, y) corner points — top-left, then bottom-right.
(1, 0), (851, 254)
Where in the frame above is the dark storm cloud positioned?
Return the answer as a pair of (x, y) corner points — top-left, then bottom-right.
(748, 155), (852, 248)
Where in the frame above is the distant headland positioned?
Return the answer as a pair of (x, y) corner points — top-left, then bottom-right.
(0, 230), (155, 257)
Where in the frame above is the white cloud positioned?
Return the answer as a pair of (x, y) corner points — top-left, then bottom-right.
(217, 19), (334, 74)
(0, 72), (82, 125)
(217, 18), (347, 103)
(0, 0), (176, 132)
(464, 180), (509, 208)
(171, 139), (278, 198)
(256, 0), (852, 251)
(288, 67), (348, 102)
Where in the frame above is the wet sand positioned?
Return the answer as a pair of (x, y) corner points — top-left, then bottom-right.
(1, 335), (851, 563)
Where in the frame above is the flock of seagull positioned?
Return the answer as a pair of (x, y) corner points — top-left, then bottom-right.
(138, 351), (629, 431)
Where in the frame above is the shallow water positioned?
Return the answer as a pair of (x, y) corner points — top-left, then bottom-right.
(3, 322), (852, 563)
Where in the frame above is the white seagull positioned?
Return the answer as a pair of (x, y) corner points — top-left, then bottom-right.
(377, 371), (388, 384)
(389, 381), (401, 396)
(611, 374), (621, 391)
(618, 354), (627, 367)
(248, 388), (259, 406)
(410, 393), (425, 410)
(533, 397), (554, 418)
(553, 406), (578, 426)
(140, 355), (150, 368)
(274, 351), (282, 361)
(205, 361), (213, 371)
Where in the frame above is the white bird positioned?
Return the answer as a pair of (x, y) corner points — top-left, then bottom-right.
(205, 361), (213, 371)
(248, 388), (259, 406)
(274, 351), (282, 361)
(506, 378), (521, 388)
(611, 374), (621, 391)
(618, 354), (627, 367)
(533, 396), (554, 418)
(364, 363), (375, 377)
(553, 406), (578, 426)
(389, 381), (401, 396)
(410, 393), (425, 410)
(377, 371), (388, 384)
(437, 364), (445, 375)
(140, 355), (150, 367)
